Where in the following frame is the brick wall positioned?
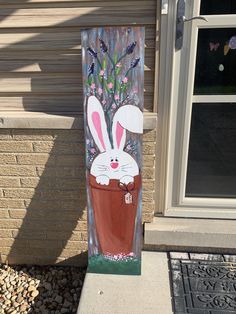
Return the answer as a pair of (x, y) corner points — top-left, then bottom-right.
(0, 128), (156, 266)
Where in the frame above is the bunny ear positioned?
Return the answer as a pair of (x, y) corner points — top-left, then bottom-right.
(87, 96), (111, 152)
(112, 105), (143, 150)
(112, 120), (126, 150)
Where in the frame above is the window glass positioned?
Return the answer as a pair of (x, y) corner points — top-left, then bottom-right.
(186, 103), (236, 198)
(200, 0), (236, 15)
(194, 28), (236, 95)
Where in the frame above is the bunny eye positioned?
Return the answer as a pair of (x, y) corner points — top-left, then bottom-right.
(111, 158), (114, 162)
(115, 158), (118, 162)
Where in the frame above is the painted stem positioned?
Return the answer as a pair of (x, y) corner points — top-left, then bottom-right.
(96, 58), (103, 70)
(111, 52), (128, 74)
(106, 52), (118, 112)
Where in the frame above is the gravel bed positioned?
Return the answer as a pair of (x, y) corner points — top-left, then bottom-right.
(0, 263), (86, 314)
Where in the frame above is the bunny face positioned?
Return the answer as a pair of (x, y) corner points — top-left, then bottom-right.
(90, 149), (139, 185)
(87, 96), (143, 185)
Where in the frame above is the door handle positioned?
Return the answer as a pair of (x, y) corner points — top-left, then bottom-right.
(175, 0), (208, 50)
(178, 16), (208, 23)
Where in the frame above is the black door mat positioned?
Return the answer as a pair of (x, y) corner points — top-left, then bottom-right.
(168, 252), (236, 314)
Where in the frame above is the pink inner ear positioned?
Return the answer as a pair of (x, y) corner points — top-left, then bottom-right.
(116, 122), (124, 149)
(92, 112), (106, 151)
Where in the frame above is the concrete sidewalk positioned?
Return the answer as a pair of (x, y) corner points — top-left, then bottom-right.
(78, 251), (173, 314)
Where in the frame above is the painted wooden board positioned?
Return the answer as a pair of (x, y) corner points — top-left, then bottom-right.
(82, 27), (144, 275)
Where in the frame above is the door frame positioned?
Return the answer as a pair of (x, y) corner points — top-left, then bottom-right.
(157, 0), (236, 219)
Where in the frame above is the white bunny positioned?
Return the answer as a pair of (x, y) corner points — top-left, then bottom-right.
(87, 96), (143, 185)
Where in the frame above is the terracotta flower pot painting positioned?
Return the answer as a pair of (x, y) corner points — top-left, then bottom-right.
(81, 27), (144, 275)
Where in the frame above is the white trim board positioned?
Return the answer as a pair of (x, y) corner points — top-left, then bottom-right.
(0, 112), (157, 130)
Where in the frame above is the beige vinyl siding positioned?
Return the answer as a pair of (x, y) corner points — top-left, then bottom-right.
(0, 0), (158, 113)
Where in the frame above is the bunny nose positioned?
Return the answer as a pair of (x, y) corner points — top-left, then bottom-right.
(111, 162), (119, 169)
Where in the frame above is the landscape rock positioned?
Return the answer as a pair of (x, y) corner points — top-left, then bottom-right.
(0, 263), (86, 314)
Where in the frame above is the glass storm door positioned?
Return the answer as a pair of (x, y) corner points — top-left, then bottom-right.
(165, 0), (236, 218)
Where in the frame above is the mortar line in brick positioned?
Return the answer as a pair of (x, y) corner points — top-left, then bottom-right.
(15, 152), (56, 154)
(3, 187), (36, 190)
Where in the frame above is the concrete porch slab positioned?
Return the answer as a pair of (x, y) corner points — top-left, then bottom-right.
(77, 251), (173, 314)
(145, 217), (236, 252)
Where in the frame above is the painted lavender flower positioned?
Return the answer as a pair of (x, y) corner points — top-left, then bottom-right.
(88, 62), (95, 77)
(87, 47), (97, 59)
(126, 41), (137, 54)
(131, 58), (140, 69)
(99, 38), (108, 53)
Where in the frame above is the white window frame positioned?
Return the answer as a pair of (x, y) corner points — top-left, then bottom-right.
(157, 0), (236, 219)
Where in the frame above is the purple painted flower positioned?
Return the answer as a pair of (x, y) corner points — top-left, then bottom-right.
(102, 100), (106, 105)
(123, 77), (128, 84)
(131, 57), (140, 68)
(126, 144), (131, 150)
(114, 94), (119, 100)
(90, 148), (96, 154)
(116, 62), (121, 68)
(99, 38), (108, 53)
(99, 70), (105, 76)
(112, 103), (116, 109)
(90, 83), (96, 90)
(88, 62), (95, 76)
(126, 41), (137, 54)
(87, 47), (97, 58)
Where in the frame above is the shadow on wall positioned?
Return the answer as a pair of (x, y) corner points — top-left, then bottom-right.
(0, 1), (158, 266)
(7, 128), (88, 266)
(0, 2), (97, 266)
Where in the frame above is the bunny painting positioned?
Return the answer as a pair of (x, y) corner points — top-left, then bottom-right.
(82, 27), (144, 275)
(87, 95), (143, 186)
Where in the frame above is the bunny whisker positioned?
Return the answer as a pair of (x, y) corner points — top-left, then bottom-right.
(97, 164), (109, 168)
(97, 169), (108, 173)
(121, 165), (132, 169)
(97, 166), (109, 170)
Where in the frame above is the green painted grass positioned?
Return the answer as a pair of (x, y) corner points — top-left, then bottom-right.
(88, 254), (141, 275)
